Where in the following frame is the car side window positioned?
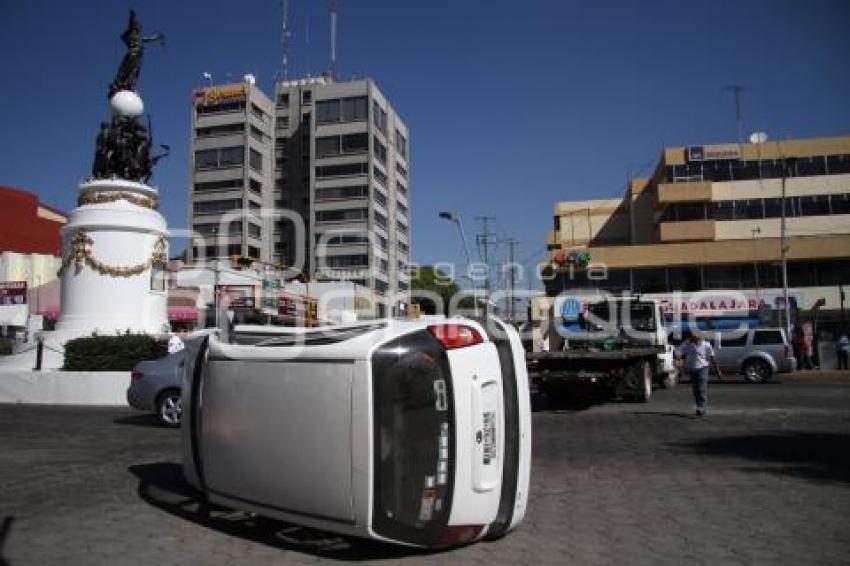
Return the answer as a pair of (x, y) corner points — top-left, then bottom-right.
(753, 330), (783, 345)
(720, 333), (748, 347)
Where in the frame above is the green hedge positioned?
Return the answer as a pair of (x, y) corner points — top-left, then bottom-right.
(62, 332), (167, 371)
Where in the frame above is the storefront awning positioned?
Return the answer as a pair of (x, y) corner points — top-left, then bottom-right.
(168, 306), (198, 322)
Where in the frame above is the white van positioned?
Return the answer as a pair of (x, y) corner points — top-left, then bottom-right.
(181, 317), (531, 548)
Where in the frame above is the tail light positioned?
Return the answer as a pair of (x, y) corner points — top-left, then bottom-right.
(437, 524), (485, 547)
(428, 324), (483, 350)
(131, 371), (144, 381)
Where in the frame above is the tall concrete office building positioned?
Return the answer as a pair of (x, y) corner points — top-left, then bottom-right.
(188, 76), (411, 314)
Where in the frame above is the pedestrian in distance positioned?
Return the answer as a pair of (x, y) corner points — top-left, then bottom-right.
(677, 329), (722, 417)
(837, 333), (849, 370)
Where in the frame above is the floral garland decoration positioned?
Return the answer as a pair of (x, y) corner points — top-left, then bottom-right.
(77, 191), (158, 210)
(58, 230), (168, 278)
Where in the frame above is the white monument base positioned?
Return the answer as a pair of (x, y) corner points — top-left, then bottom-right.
(55, 178), (169, 337)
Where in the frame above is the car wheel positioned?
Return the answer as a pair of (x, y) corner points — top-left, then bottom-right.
(157, 389), (182, 427)
(742, 359), (772, 383)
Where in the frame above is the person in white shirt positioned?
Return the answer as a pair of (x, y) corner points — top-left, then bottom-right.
(167, 332), (185, 354)
(677, 330), (722, 417)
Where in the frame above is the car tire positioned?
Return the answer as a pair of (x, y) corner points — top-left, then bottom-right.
(156, 389), (182, 427)
(742, 359), (773, 384)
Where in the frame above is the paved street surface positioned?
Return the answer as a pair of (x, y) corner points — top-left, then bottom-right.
(1, 379), (849, 565)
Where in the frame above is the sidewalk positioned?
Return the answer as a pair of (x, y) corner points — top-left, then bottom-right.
(780, 369), (850, 384)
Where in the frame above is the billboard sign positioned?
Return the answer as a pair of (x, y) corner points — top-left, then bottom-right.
(217, 285), (255, 309)
(0, 281), (27, 306)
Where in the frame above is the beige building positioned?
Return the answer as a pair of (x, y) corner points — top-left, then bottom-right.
(541, 134), (850, 324)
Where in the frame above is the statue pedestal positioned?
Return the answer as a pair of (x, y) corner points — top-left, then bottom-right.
(55, 178), (169, 336)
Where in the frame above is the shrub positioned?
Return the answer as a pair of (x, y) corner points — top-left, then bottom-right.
(62, 331), (167, 371)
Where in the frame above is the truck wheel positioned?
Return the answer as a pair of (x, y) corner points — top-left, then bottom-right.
(635, 361), (652, 402)
(661, 371), (678, 389)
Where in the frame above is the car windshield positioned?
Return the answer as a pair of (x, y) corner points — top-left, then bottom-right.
(371, 331), (454, 546)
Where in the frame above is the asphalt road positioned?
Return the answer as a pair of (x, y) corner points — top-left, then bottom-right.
(1, 380), (849, 565)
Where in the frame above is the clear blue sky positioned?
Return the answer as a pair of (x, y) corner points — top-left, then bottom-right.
(2, 0), (849, 289)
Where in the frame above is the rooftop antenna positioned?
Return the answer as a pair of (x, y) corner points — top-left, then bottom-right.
(281, 0), (292, 80)
(329, 0), (340, 80)
(305, 11), (311, 77)
(725, 84), (745, 144)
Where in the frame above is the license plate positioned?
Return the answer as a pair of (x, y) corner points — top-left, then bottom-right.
(482, 411), (497, 465)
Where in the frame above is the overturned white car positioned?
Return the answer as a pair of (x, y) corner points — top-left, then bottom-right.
(181, 317), (531, 548)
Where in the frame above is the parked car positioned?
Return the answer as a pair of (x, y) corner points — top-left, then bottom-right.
(711, 327), (796, 382)
(127, 351), (186, 426)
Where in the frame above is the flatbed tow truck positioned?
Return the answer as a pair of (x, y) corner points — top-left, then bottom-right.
(527, 296), (677, 402)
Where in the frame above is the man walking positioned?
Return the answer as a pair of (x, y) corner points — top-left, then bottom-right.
(678, 330), (722, 417)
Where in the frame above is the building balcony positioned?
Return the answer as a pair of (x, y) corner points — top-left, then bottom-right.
(659, 219), (716, 242)
(657, 181), (713, 206)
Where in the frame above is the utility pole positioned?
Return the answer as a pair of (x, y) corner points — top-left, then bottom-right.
(504, 238), (519, 323)
(476, 216), (496, 317)
(780, 146), (794, 338)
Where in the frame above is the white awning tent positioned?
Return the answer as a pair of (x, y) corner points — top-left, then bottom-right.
(0, 304), (28, 327)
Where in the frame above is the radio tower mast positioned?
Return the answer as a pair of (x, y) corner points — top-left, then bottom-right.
(281, 0), (292, 80)
(329, 0), (340, 80)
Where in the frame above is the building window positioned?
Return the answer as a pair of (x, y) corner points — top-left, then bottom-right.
(315, 185), (369, 201)
(397, 201), (408, 217)
(396, 180), (408, 197)
(395, 129), (408, 160)
(317, 96), (367, 124)
(277, 93), (289, 108)
(373, 165), (387, 186)
(318, 233), (370, 246)
(316, 133), (369, 157)
(396, 163), (408, 179)
(194, 147), (244, 170)
(396, 219), (408, 233)
(248, 223), (261, 238)
(193, 221), (242, 236)
(248, 178), (262, 194)
(374, 135), (387, 164)
(374, 210), (388, 229)
(194, 179), (243, 192)
(250, 125), (266, 142)
(196, 101), (245, 115)
(249, 149), (263, 172)
(372, 100), (387, 133)
(302, 90), (312, 105)
(276, 116), (290, 130)
(250, 104), (266, 122)
(192, 199), (243, 215)
(323, 254), (369, 268)
(315, 162), (369, 179)
(315, 208), (369, 223)
(374, 188), (387, 208)
(397, 241), (409, 254)
(248, 245), (260, 259)
(195, 123), (245, 138)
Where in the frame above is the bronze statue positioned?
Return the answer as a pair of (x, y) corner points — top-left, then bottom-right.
(108, 10), (165, 99)
(91, 10), (168, 183)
